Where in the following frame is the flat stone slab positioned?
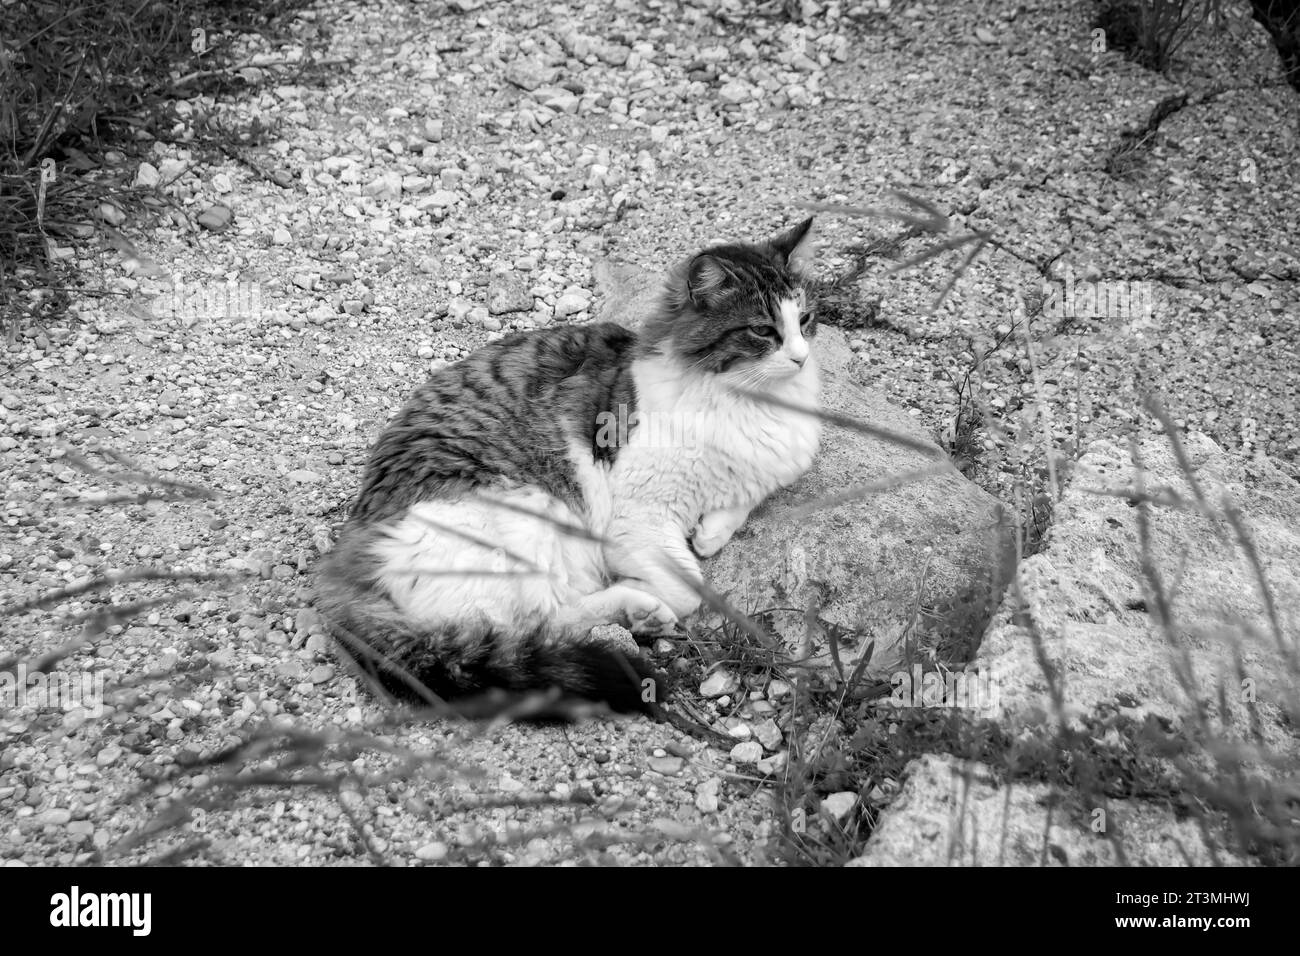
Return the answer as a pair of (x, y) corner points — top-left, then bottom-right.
(859, 434), (1299, 866)
(848, 755), (1238, 867)
(979, 433), (1300, 754)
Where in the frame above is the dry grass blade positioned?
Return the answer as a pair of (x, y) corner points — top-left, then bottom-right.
(792, 200), (932, 228)
(1083, 485), (1195, 511)
(61, 591), (202, 631)
(882, 230), (987, 277)
(845, 639), (877, 696)
(408, 510), (544, 573)
(797, 190), (990, 314)
(21, 55), (86, 170)
(147, 838), (211, 867)
(729, 387), (947, 457)
(59, 445), (218, 500)
(329, 621), (447, 710)
(170, 56), (352, 89)
(0, 567), (239, 617)
(385, 568), (546, 580)
(659, 559), (778, 651)
(786, 465), (951, 520)
(1, 591), (202, 677)
(1129, 439), (1209, 727)
(886, 189), (950, 227)
(824, 599), (844, 681)
(475, 493), (607, 544)
(793, 190), (949, 232)
(54, 489), (219, 509)
(1141, 393), (1218, 526)
(1019, 581), (1068, 728)
(1219, 494), (1292, 657)
(921, 231), (991, 315)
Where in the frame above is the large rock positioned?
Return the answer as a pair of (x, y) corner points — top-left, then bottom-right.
(979, 433), (1300, 752)
(848, 754), (1237, 867)
(859, 434), (1300, 867)
(593, 260), (1014, 676)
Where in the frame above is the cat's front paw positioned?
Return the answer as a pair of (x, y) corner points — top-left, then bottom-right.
(689, 525), (730, 558)
(690, 506), (750, 559)
(622, 589), (679, 638)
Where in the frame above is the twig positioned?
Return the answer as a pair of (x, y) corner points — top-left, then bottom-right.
(170, 56), (351, 89)
(0, 567), (237, 617)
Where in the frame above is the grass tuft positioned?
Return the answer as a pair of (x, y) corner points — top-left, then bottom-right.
(0, 0), (324, 337)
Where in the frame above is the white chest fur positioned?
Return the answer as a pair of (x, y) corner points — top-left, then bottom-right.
(585, 354), (821, 531)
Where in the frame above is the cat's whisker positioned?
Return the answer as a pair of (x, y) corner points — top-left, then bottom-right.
(719, 363), (769, 396)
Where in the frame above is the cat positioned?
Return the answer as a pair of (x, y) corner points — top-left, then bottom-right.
(316, 217), (821, 715)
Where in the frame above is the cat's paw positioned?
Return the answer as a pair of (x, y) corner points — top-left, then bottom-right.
(622, 589), (679, 638)
(689, 524), (731, 558)
(690, 507), (748, 558)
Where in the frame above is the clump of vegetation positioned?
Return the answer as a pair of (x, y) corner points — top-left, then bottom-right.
(1094, 0), (1300, 84)
(1093, 0), (1225, 72)
(0, 0), (319, 338)
(1249, 0), (1300, 89)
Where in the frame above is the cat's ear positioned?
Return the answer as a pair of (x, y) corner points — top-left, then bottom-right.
(767, 217), (815, 277)
(686, 254), (733, 307)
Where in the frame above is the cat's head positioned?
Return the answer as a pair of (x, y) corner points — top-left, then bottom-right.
(642, 218), (817, 382)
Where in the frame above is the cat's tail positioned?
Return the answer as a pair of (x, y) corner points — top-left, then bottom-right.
(315, 541), (667, 717)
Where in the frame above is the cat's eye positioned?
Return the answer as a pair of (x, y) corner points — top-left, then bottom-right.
(750, 325), (780, 340)
(799, 312), (814, 326)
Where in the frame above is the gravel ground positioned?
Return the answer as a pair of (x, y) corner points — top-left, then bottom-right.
(1, 0), (1297, 866)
